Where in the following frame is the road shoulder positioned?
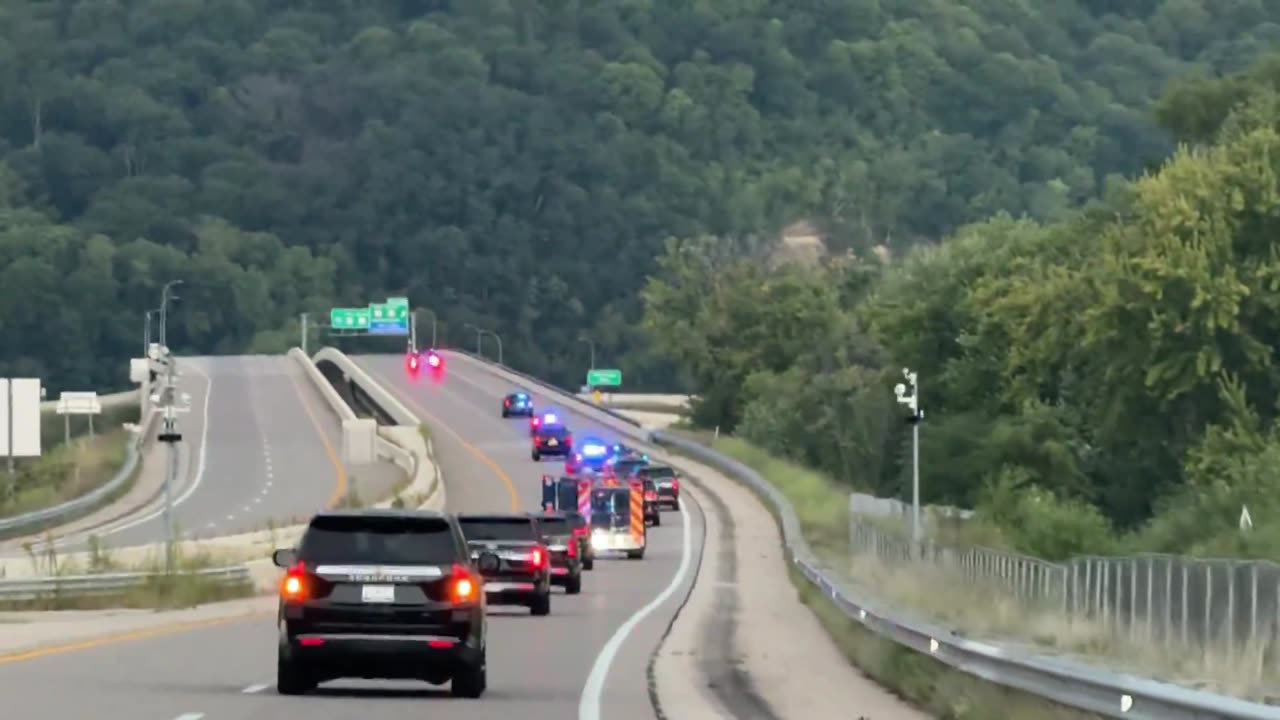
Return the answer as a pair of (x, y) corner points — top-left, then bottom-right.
(654, 453), (931, 720)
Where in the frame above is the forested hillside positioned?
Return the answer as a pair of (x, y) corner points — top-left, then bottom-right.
(644, 52), (1280, 559)
(2, 1), (1279, 393)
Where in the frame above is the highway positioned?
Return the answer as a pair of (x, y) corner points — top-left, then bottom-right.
(10, 355), (400, 555)
(0, 351), (705, 720)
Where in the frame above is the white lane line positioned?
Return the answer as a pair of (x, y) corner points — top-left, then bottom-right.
(174, 714), (205, 720)
(205, 522), (216, 529)
(580, 496), (693, 720)
(253, 497), (262, 504)
(226, 514), (235, 521)
(87, 362), (216, 540)
(242, 682), (269, 694)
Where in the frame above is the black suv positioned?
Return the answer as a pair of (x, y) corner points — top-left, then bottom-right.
(531, 423), (573, 461)
(457, 514), (552, 615)
(531, 512), (585, 592)
(638, 464), (681, 510)
(271, 509), (498, 697)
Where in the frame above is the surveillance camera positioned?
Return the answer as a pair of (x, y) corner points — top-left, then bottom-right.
(894, 383), (906, 397)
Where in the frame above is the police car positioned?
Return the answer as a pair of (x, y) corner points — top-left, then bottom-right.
(531, 415), (573, 461)
(501, 391), (534, 418)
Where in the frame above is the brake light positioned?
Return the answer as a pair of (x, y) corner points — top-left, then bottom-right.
(427, 353), (441, 368)
(672, 478), (680, 491)
(450, 563), (476, 602)
(566, 538), (577, 557)
(645, 490), (657, 501)
(531, 417), (541, 427)
(565, 434), (573, 445)
(505, 399), (510, 406)
(281, 562), (307, 600)
(530, 547), (545, 567)
(299, 637), (325, 646)
(427, 639), (455, 648)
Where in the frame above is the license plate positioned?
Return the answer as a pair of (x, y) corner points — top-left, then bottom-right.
(361, 584), (395, 603)
(548, 439), (558, 446)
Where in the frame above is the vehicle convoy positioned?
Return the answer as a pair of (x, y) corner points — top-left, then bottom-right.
(501, 391), (534, 418)
(271, 509), (497, 697)
(588, 479), (647, 559)
(457, 513), (553, 615)
(540, 475), (595, 570)
(531, 511), (584, 593)
(531, 417), (573, 460)
(638, 463), (681, 510)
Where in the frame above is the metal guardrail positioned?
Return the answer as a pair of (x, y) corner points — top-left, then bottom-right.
(0, 409), (155, 538)
(0, 565), (251, 601)
(453, 350), (1280, 719)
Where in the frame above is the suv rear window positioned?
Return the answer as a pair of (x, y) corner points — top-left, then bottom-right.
(643, 466), (675, 480)
(613, 460), (645, 476)
(298, 515), (459, 565)
(539, 424), (569, 438)
(459, 516), (537, 542)
(534, 516), (572, 534)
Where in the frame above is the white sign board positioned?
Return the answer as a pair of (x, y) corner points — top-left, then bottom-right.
(57, 391), (102, 415)
(0, 378), (42, 457)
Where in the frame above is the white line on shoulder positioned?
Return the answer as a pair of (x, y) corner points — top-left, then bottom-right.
(579, 497), (694, 720)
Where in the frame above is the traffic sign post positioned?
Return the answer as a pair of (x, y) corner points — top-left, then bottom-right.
(329, 307), (371, 331)
(56, 391), (103, 444)
(586, 369), (622, 387)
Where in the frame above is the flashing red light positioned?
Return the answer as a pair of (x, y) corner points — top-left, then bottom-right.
(407, 353), (420, 372)
(531, 417), (541, 427)
(427, 352), (441, 368)
(449, 564), (476, 603)
(281, 562), (307, 600)
(427, 639), (456, 648)
(299, 637), (325, 646)
(530, 547), (546, 568)
(672, 479), (680, 492)
(566, 537), (577, 557)
(645, 490), (658, 501)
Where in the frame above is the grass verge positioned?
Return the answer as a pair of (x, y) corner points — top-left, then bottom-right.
(0, 542), (254, 611)
(0, 428), (134, 521)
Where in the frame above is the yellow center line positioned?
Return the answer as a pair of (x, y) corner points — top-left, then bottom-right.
(0, 611), (272, 666)
(363, 365), (520, 512)
(283, 364), (348, 509)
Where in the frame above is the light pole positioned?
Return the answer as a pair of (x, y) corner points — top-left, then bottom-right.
(144, 306), (163, 355)
(579, 337), (596, 369)
(894, 368), (923, 546)
(481, 329), (503, 365)
(417, 308), (438, 348)
(159, 280), (183, 349)
(464, 324), (502, 364)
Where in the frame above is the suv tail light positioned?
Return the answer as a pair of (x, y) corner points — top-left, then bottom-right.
(672, 478), (680, 491)
(281, 563), (335, 601)
(504, 398), (511, 406)
(566, 537), (578, 557)
(449, 563), (477, 603)
(644, 490), (657, 501)
(530, 546), (547, 568)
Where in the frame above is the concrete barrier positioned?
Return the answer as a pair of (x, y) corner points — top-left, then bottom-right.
(301, 347), (445, 512)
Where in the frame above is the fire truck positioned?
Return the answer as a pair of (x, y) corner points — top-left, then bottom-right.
(541, 473), (646, 559)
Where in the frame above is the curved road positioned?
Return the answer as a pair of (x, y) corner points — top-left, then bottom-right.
(8, 355), (399, 555)
(0, 351), (706, 720)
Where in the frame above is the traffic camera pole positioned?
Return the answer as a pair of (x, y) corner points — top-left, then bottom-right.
(894, 368), (923, 549)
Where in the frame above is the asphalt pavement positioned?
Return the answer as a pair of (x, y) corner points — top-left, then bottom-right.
(0, 351), (706, 720)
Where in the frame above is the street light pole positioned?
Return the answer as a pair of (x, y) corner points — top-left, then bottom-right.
(894, 368), (923, 547)
(159, 280), (183, 349)
(300, 312), (309, 354)
(579, 337), (596, 369)
(143, 310), (152, 355)
(481, 330), (503, 365)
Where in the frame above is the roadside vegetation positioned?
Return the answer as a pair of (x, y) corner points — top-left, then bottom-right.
(0, 427), (133, 521)
(644, 52), (1280, 564)
(0, 535), (253, 611)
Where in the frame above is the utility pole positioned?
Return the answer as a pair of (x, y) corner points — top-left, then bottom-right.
(579, 337), (596, 369)
(894, 368), (923, 547)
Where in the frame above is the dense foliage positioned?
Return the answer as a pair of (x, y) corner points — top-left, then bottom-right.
(3, 1), (1279, 392)
(644, 53), (1280, 560)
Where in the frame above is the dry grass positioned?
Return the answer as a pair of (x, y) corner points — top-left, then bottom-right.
(0, 539), (254, 611)
(0, 429), (133, 520)
(665, 434), (1280, 709)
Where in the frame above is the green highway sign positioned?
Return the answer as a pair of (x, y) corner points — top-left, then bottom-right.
(368, 297), (410, 335)
(586, 369), (622, 387)
(329, 307), (370, 329)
